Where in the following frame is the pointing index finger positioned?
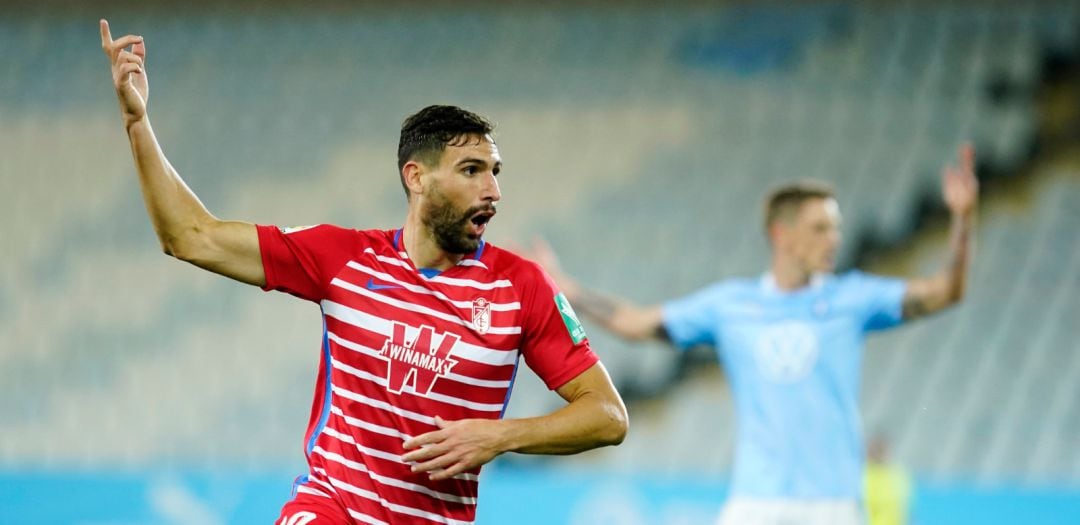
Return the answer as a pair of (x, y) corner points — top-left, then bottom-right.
(100, 19), (112, 49)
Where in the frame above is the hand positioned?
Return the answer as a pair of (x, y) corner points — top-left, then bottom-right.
(100, 19), (148, 126)
(401, 416), (507, 481)
(943, 143), (978, 217)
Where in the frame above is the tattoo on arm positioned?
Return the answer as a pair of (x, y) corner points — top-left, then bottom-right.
(573, 289), (619, 324)
(902, 294), (931, 320)
(654, 325), (671, 342)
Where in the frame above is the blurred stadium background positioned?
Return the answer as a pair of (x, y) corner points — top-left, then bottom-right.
(2, 0), (1078, 523)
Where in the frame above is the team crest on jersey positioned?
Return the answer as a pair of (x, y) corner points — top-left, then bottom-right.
(472, 298), (492, 335)
(754, 321), (819, 382)
(278, 225), (317, 235)
(378, 322), (460, 395)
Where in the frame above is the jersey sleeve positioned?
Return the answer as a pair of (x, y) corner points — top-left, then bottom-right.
(517, 263), (600, 391)
(661, 283), (724, 351)
(848, 271), (908, 332)
(257, 224), (360, 303)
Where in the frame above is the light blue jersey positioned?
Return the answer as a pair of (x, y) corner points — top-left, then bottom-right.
(663, 271), (906, 499)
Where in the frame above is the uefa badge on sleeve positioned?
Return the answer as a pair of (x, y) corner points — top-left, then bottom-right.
(472, 297), (491, 335)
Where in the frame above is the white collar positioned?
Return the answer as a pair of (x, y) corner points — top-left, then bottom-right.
(760, 272), (827, 295)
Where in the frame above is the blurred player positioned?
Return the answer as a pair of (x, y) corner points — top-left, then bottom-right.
(100, 20), (627, 525)
(864, 433), (913, 525)
(526, 149), (977, 524)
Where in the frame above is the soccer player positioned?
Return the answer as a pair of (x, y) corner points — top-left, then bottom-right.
(526, 149), (977, 525)
(100, 20), (627, 525)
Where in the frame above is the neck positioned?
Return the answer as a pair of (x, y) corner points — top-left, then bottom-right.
(770, 255), (814, 291)
(402, 207), (464, 271)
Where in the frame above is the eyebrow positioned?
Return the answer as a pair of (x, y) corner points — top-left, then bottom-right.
(456, 157), (503, 170)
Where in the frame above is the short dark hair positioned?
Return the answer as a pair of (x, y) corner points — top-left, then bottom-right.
(763, 180), (835, 233)
(397, 105), (495, 198)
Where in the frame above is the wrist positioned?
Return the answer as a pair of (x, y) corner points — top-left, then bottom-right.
(951, 209), (975, 223)
(494, 418), (529, 454)
(124, 114), (148, 132)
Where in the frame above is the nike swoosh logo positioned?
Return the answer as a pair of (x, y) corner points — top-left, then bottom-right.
(366, 278), (404, 291)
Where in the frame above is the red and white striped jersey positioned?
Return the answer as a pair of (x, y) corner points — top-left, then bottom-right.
(258, 224), (599, 525)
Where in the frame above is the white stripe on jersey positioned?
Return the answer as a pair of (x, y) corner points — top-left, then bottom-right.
(331, 386), (433, 425)
(312, 446), (478, 505)
(327, 331), (513, 389)
(320, 425), (478, 482)
(331, 278), (522, 336)
(444, 371), (514, 389)
(348, 509), (391, 525)
(322, 426), (407, 465)
(330, 405), (411, 440)
(345, 261), (520, 311)
(331, 357), (505, 412)
(426, 274), (511, 290)
(320, 472), (475, 525)
(456, 259), (488, 269)
(308, 475), (338, 496)
(364, 249), (412, 270)
(295, 485), (331, 499)
(322, 300), (520, 367)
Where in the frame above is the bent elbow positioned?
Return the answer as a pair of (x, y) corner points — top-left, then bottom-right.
(161, 237), (194, 262)
(159, 225), (211, 264)
(947, 282), (967, 306)
(601, 404), (629, 447)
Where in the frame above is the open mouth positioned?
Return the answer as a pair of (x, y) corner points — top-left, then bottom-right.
(470, 209), (495, 227)
(468, 209), (495, 236)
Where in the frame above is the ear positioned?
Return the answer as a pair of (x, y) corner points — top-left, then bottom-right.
(768, 222), (786, 247)
(402, 160), (426, 197)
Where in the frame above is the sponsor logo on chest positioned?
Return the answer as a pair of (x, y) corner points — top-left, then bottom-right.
(378, 322), (460, 395)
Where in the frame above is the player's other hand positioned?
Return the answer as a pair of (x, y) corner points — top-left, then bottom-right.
(100, 19), (148, 126)
(401, 416), (506, 481)
(943, 143), (978, 217)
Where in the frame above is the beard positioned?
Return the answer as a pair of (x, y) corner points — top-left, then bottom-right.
(421, 185), (490, 254)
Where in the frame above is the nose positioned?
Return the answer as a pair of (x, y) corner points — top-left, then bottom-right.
(481, 171), (501, 203)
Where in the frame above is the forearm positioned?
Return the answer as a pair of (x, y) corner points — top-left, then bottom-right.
(904, 211), (974, 318)
(940, 210), (974, 300)
(927, 211), (974, 305)
(499, 391), (627, 455)
(562, 280), (666, 342)
(126, 117), (216, 256)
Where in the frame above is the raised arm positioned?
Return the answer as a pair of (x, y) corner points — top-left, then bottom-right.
(902, 144), (978, 320)
(525, 238), (668, 342)
(401, 363), (628, 480)
(101, 20), (264, 286)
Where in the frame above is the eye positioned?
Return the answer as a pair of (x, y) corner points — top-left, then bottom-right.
(463, 165), (478, 176)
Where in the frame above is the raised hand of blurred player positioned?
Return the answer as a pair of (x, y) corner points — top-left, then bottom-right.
(100, 19), (148, 126)
(401, 416), (505, 481)
(943, 143), (978, 217)
(517, 237), (579, 297)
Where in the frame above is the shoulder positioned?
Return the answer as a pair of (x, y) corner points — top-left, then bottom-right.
(482, 243), (549, 286)
(274, 225), (393, 256)
(828, 270), (906, 305)
(832, 269), (902, 289)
